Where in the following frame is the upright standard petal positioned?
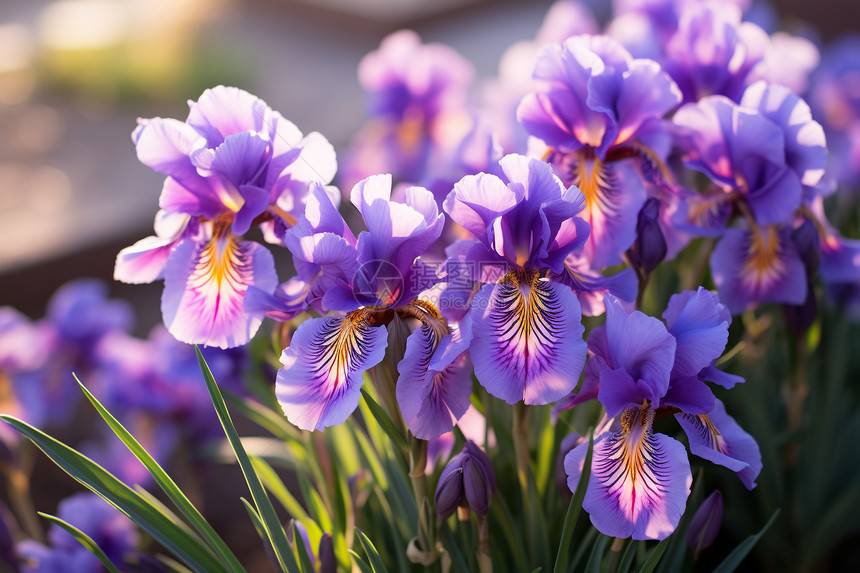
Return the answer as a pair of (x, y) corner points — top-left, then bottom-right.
(161, 234), (277, 348)
(469, 271), (587, 405)
(276, 312), (388, 431)
(602, 296), (676, 407)
(663, 288), (729, 378)
(566, 407), (692, 540)
(675, 399), (762, 490)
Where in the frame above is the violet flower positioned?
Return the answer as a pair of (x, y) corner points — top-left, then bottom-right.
(564, 291), (760, 540)
(18, 493), (138, 573)
(443, 154), (590, 405)
(115, 86), (336, 348)
(517, 34), (682, 268)
(274, 175), (472, 435)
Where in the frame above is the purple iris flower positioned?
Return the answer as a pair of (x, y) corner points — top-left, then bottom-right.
(340, 30), (474, 189)
(275, 175), (470, 434)
(115, 85), (337, 349)
(517, 34), (682, 268)
(443, 154), (590, 405)
(564, 292), (760, 540)
(674, 83), (827, 313)
(663, 3), (768, 103)
(18, 493), (138, 573)
(809, 36), (860, 190)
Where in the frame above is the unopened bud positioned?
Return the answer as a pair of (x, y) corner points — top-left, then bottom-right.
(686, 490), (723, 558)
(627, 198), (667, 275)
(434, 441), (495, 519)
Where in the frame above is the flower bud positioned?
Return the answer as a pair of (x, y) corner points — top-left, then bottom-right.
(434, 441), (495, 519)
(686, 490), (723, 558)
(627, 198), (667, 275)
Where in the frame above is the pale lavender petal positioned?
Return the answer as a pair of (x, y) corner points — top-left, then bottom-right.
(566, 409), (692, 540)
(275, 314), (388, 431)
(114, 235), (176, 284)
(740, 81), (827, 188)
(614, 59), (681, 147)
(186, 86), (272, 147)
(444, 172), (519, 242)
(675, 398), (762, 489)
(133, 117), (200, 182)
(161, 236), (277, 348)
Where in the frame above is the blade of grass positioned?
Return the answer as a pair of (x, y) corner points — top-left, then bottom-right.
(712, 509), (779, 573)
(553, 432), (594, 573)
(636, 536), (671, 573)
(77, 378), (245, 573)
(354, 528), (391, 573)
(0, 415), (228, 573)
(38, 512), (122, 573)
(195, 347), (299, 573)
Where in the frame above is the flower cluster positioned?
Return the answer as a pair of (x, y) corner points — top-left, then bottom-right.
(71, 0), (860, 561)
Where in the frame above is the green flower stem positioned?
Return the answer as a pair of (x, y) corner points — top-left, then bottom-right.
(477, 513), (492, 573)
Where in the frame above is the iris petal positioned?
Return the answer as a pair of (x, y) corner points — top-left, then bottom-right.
(566, 407), (692, 540)
(276, 312), (388, 431)
(396, 314), (472, 440)
(470, 272), (587, 405)
(162, 233), (277, 348)
(675, 399), (762, 490)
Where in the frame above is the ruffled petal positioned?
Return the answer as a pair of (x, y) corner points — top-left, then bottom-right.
(662, 287), (729, 378)
(675, 399), (762, 490)
(603, 296), (676, 406)
(469, 274), (587, 405)
(161, 236), (277, 348)
(566, 408), (692, 540)
(397, 321), (472, 439)
(275, 313), (388, 431)
(186, 86), (272, 147)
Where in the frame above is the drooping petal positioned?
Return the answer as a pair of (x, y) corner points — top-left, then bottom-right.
(554, 255), (637, 316)
(675, 399), (762, 490)
(469, 273), (587, 405)
(275, 313), (388, 431)
(710, 226), (807, 314)
(161, 235), (277, 348)
(396, 320), (472, 440)
(566, 408), (692, 540)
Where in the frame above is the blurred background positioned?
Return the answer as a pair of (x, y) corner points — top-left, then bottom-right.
(0, 0), (848, 327)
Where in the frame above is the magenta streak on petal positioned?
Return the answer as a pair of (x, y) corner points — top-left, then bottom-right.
(593, 408), (667, 518)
